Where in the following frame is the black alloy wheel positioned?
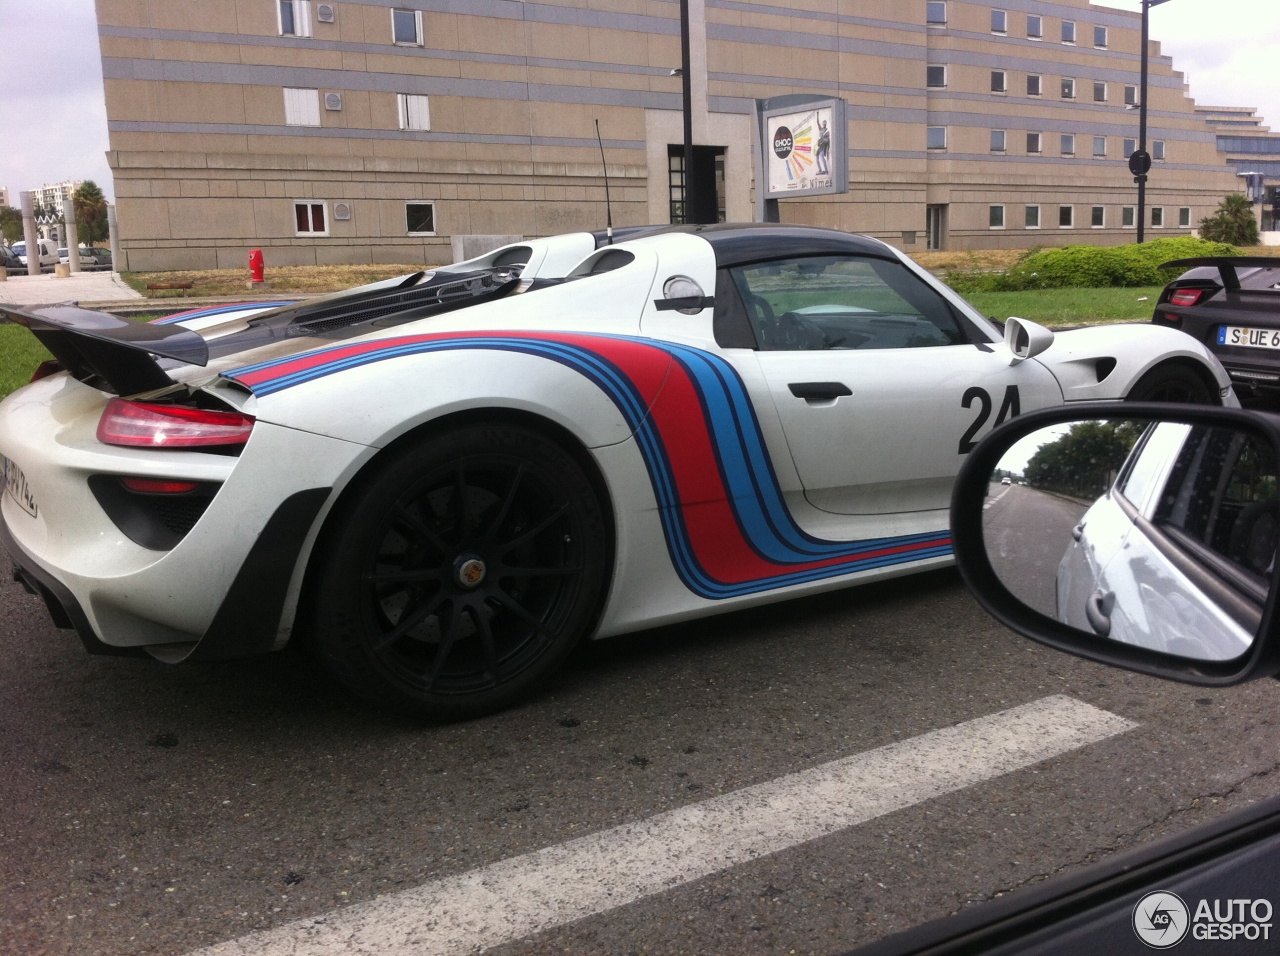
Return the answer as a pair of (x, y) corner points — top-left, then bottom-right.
(313, 424), (608, 720)
(1124, 363), (1218, 404)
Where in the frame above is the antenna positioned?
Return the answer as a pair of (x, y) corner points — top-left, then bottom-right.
(595, 118), (613, 244)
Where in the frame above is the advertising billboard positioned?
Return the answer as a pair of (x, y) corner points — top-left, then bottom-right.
(762, 98), (847, 198)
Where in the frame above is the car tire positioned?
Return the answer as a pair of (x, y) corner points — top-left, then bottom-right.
(312, 423), (609, 720)
(1124, 363), (1218, 404)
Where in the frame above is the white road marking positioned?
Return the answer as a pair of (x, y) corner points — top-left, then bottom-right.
(191, 696), (1135, 956)
(984, 485), (1013, 510)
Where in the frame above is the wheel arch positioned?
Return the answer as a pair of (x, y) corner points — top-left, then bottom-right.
(1125, 356), (1224, 405)
(291, 405), (619, 648)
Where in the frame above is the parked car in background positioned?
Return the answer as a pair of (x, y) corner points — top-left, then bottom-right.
(57, 247), (100, 266)
(12, 238), (59, 269)
(88, 246), (112, 267)
(1153, 256), (1280, 404)
(0, 244), (22, 270)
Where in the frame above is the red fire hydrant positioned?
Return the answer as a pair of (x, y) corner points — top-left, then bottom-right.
(249, 248), (265, 285)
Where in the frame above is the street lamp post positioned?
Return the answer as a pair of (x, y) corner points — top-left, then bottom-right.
(1134, 0), (1174, 243)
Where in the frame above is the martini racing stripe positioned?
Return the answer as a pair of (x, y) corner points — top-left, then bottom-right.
(151, 302), (297, 325)
(226, 332), (951, 598)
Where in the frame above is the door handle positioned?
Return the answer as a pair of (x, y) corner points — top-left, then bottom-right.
(788, 382), (852, 401)
(1072, 522), (1085, 541)
(1085, 589), (1114, 638)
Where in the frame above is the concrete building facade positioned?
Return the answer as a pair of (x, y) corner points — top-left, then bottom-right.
(96, 0), (1243, 271)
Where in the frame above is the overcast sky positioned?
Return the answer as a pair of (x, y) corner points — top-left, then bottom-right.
(0, 0), (1276, 207)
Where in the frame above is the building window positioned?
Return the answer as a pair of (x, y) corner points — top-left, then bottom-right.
(397, 93), (430, 130)
(927, 65), (947, 88)
(391, 7), (423, 45)
(1123, 137), (1136, 156)
(1025, 205), (1040, 229)
(1091, 205), (1105, 228)
(991, 9), (1007, 33)
(1027, 73), (1042, 96)
(1094, 25), (1108, 48)
(927, 126), (947, 150)
(926, 2), (946, 25)
(1061, 134), (1075, 156)
(1153, 140), (1166, 160)
(1179, 207), (1191, 227)
(1059, 205), (1074, 228)
(1093, 135), (1107, 157)
(991, 70), (1007, 93)
(990, 129), (1006, 152)
(1152, 207), (1165, 228)
(406, 201), (435, 235)
(1124, 85), (1138, 106)
(294, 201), (327, 235)
(1027, 14), (1042, 38)
(990, 205), (1005, 229)
(1061, 78), (1076, 99)
(279, 0), (312, 37)
(1094, 81), (1107, 103)
(283, 87), (320, 126)
(1061, 20), (1076, 44)
(1026, 131), (1042, 153)
(1122, 206), (1136, 228)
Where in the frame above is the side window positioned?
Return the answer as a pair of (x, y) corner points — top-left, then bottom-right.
(1155, 427), (1278, 579)
(728, 256), (968, 352)
(1118, 422), (1189, 512)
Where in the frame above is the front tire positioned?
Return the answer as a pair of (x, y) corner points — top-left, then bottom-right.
(313, 424), (608, 720)
(1124, 362), (1217, 404)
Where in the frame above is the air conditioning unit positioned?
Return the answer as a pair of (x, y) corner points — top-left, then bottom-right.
(324, 92), (343, 111)
(316, 3), (335, 22)
(333, 202), (352, 221)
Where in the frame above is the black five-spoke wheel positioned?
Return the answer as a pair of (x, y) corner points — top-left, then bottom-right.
(313, 424), (608, 720)
(1124, 362), (1218, 404)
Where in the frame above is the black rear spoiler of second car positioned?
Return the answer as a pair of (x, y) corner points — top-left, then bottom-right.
(0, 303), (208, 395)
(1160, 257), (1280, 293)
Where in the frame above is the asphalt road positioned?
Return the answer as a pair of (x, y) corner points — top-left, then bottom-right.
(983, 483), (1091, 617)
(3, 568), (1280, 956)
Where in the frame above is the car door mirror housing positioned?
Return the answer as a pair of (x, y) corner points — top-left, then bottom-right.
(950, 402), (1280, 685)
(1003, 316), (1054, 365)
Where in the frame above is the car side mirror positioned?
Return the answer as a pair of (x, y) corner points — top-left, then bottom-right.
(950, 403), (1280, 685)
(1003, 316), (1054, 366)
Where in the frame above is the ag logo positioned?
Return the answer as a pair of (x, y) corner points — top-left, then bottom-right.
(772, 126), (794, 159)
(1133, 891), (1190, 948)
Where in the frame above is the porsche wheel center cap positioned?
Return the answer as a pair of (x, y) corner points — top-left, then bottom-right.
(454, 555), (487, 589)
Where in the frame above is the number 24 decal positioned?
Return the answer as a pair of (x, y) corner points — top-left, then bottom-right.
(958, 385), (1020, 454)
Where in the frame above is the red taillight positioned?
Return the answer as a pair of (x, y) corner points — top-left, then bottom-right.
(1156, 311), (1182, 327)
(1170, 289), (1206, 308)
(119, 477), (201, 494)
(97, 399), (255, 449)
(29, 360), (64, 383)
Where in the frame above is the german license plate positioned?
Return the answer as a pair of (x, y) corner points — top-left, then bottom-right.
(1218, 326), (1280, 350)
(1, 455), (38, 517)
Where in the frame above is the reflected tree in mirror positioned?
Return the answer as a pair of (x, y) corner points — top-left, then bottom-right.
(983, 419), (1277, 663)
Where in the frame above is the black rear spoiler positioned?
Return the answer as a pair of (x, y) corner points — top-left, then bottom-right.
(0, 303), (207, 395)
(1160, 257), (1280, 293)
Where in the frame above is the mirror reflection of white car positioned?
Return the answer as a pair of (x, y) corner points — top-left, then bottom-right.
(1057, 421), (1276, 660)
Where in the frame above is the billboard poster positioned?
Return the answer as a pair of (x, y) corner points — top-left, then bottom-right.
(765, 103), (841, 196)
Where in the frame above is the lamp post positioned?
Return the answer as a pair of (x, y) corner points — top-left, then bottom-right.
(1134, 0), (1174, 243)
(679, 0), (694, 224)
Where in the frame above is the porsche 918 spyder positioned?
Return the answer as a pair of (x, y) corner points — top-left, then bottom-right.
(0, 224), (1237, 719)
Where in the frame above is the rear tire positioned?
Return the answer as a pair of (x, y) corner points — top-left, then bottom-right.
(312, 424), (608, 720)
(1124, 363), (1217, 404)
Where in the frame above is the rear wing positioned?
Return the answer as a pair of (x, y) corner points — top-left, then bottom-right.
(0, 303), (208, 395)
(1160, 257), (1280, 293)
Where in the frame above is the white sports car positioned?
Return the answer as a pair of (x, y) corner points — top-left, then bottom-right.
(0, 224), (1237, 718)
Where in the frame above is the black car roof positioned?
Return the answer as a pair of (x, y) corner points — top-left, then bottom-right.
(593, 223), (896, 268)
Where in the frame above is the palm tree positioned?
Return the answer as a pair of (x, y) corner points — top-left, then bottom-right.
(1198, 193), (1260, 246)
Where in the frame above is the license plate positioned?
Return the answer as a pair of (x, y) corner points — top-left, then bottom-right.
(1, 455), (38, 518)
(1218, 326), (1280, 350)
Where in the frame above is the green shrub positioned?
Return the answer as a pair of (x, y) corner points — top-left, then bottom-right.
(944, 237), (1237, 293)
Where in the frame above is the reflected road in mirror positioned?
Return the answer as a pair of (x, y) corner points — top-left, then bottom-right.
(983, 480), (1088, 618)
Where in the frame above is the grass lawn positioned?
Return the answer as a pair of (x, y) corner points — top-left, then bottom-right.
(120, 263), (425, 298)
(0, 325), (53, 397)
(960, 286), (1164, 326)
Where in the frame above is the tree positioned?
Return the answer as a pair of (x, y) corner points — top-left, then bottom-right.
(0, 206), (20, 244)
(72, 181), (109, 244)
(1198, 193), (1260, 246)
(1024, 420), (1143, 499)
